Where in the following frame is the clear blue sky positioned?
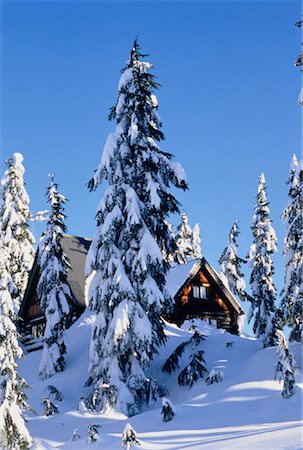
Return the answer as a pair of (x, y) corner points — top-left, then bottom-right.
(1, 1), (301, 328)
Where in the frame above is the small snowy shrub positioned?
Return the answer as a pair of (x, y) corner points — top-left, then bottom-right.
(178, 351), (208, 387)
(121, 423), (140, 449)
(161, 398), (175, 422)
(77, 396), (89, 412)
(45, 385), (63, 402)
(87, 424), (101, 444)
(43, 397), (58, 416)
(72, 428), (81, 442)
(86, 383), (117, 412)
(205, 370), (224, 385)
(226, 341), (234, 348)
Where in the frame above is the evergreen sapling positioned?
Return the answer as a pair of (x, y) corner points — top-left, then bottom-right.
(121, 423), (140, 449)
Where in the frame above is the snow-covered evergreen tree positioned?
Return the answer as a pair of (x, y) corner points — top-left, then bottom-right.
(37, 175), (71, 380)
(192, 223), (202, 259)
(0, 232), (32, 449)
(275, 330), (297, 399)
(219, 221), (246, 300)
(161, 397), (174, 422)
(175, 211), (196, 263)
(85, 40), (187, 415)
(248, 174), (278, 347)
(121, 423), (140, 449)
(279, 155), (303, 342)
(0, 153), (35, 314)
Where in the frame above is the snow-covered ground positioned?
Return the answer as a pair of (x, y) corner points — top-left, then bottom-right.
(18, 313), (302, 449)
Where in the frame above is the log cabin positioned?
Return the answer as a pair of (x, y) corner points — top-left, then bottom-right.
(18, 235), (244, 351)
(165, 258), (244, 334)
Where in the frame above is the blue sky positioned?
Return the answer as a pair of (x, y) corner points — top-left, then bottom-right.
(1, 1), (301, 328)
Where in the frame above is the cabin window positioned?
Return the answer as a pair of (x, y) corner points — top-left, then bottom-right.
(193, 285), (207, 299)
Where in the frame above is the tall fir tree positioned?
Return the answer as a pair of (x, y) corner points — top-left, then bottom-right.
(85, 40), (187, 415)
(175, 211), (195, 263)
(0, 232), (32, 449)
(37, 175), (71, 380)
(0, 153), (35, 314)
(219, 221), (246, 301)
(175, 212), (202, 263)
(248, 174), (278, 347)
(279, 155), (303, 342)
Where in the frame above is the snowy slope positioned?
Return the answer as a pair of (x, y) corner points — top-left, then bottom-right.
(18, 313), (302, 449)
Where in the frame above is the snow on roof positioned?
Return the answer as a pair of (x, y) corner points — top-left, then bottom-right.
(166, 259), (200, 297)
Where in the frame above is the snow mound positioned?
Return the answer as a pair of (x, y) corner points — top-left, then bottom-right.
(18, 311), (302, 449)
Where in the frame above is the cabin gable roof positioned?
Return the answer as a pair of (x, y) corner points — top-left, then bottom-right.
(19, 235), (92, 320)
(167, 257), (244, 316)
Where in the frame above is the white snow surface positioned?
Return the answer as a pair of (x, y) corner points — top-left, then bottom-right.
(18, 311), (302, 449)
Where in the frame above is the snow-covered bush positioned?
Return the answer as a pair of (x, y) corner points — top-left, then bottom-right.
(77, 396), (89, 413)
(87, 424), (101, 444)
(275, 330), (297, 399)
(205, 369), (224, 385)
(38, 175), (72, 380)
(161, 397), (175, 422)
(0, 152), (35, 314)
(72, 428), (81, 442)
(248, 174), (278, 347)
(43, 397), (58, 416)
(279, 155), (303, 342)
(85, 39), (187, 416)
(178, 350), (208, 387)
(0, 231), (32, 449)
(121, 423), (140, 449)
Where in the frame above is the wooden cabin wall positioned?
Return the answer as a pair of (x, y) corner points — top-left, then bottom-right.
(170, 268), (239, 334)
